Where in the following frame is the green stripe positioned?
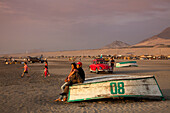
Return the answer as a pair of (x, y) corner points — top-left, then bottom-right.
(67, 86), (71, 101)
(67, 95), (164, 102)
(117, 61), (137, 64)
(116, 65), (138, 68)
(153, 76), (165, 101)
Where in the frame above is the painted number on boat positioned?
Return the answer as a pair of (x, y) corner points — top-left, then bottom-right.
(110, 82), (125, 94)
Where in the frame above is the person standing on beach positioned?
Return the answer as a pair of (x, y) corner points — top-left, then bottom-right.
(109, 57), (115, 70)
(42, 66), (49, 78)
(21, 62), (30, 78)
(44, 58), (47, 63)
(4, 58), (7, 63)
(44, 61), (50, 76)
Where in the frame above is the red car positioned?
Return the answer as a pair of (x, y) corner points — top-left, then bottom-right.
(89, 58), (113, 74)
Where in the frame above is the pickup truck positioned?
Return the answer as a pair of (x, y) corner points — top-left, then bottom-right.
(27, 56), (44, 63)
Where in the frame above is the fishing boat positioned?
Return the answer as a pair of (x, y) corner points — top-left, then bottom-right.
(116, 61), (138, 67)
(67, 75), (164, 102)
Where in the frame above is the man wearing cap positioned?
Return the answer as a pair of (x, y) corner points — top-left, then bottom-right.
(76, 62), (85, 82)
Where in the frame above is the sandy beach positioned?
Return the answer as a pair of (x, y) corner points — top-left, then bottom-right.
(0, 58), (170, 113)
(1, 47), (170, 58)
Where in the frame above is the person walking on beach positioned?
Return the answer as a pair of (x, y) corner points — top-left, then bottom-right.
(21, 62), (30, 78)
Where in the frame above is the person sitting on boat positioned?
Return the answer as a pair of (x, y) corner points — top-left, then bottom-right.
(55, 63), (79, 102)
(60, 62), (85, 101)
(61, 70), (83, 101)
(76, 62), (85, 83)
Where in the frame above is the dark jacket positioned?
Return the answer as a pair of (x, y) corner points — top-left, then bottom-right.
(109, 59), (115, 67)
(77, 67), (85, 82)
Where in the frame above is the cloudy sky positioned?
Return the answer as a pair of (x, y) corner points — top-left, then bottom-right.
(0, 0), (170, 54)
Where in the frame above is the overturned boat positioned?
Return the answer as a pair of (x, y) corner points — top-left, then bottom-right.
(67, 75), (164, 102)
(116, 61), (138, 68)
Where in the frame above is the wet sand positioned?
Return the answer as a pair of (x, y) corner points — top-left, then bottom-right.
(0, 59), (170, 113)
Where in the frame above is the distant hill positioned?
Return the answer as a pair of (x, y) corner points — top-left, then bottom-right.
(133, 27), (170, 47)
(157, 27), (170, 39)
(102, 40), (130, 49)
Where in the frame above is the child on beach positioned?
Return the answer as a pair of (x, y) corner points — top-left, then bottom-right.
(42, 66), (50, 78)
(21, 62), (30, 78)
(44, 61), (50, 76)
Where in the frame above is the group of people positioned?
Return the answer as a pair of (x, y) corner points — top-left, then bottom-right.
(21, 61), (50, 78)
(20, 60), (85, 102)
(20, 57), (113, 102)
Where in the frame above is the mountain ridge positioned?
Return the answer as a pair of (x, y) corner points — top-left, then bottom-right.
(102, 40), (130, 49)
(132, 27), (170, 47)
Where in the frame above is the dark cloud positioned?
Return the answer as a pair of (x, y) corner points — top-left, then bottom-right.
(0, 0), (170, 54)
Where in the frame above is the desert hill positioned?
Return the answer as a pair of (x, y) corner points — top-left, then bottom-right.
(133, 27), (170, 47)
(157, 27), (170, 39)
(102, 40), (130, 49)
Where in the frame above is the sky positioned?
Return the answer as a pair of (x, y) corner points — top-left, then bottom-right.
(0, 0), (170, 54)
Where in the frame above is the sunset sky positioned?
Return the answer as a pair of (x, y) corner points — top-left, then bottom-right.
(0, 0), (170, 54)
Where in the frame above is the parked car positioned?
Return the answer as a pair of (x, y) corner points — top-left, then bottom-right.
(89, 58), (113, 74)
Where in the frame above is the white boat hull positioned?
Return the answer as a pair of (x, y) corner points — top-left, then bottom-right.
(67, 75), (164, 102)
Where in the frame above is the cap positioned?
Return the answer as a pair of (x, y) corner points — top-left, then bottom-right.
(77, 62), (82, 66)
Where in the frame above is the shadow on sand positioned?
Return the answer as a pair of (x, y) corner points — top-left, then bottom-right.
(162, 89), (170, 100)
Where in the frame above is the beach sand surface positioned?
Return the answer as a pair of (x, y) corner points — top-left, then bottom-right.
(0, 59), (170, 113)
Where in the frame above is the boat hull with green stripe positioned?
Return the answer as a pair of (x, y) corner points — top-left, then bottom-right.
(116, 61), (138, 67)
(67, 75), (164, 102)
